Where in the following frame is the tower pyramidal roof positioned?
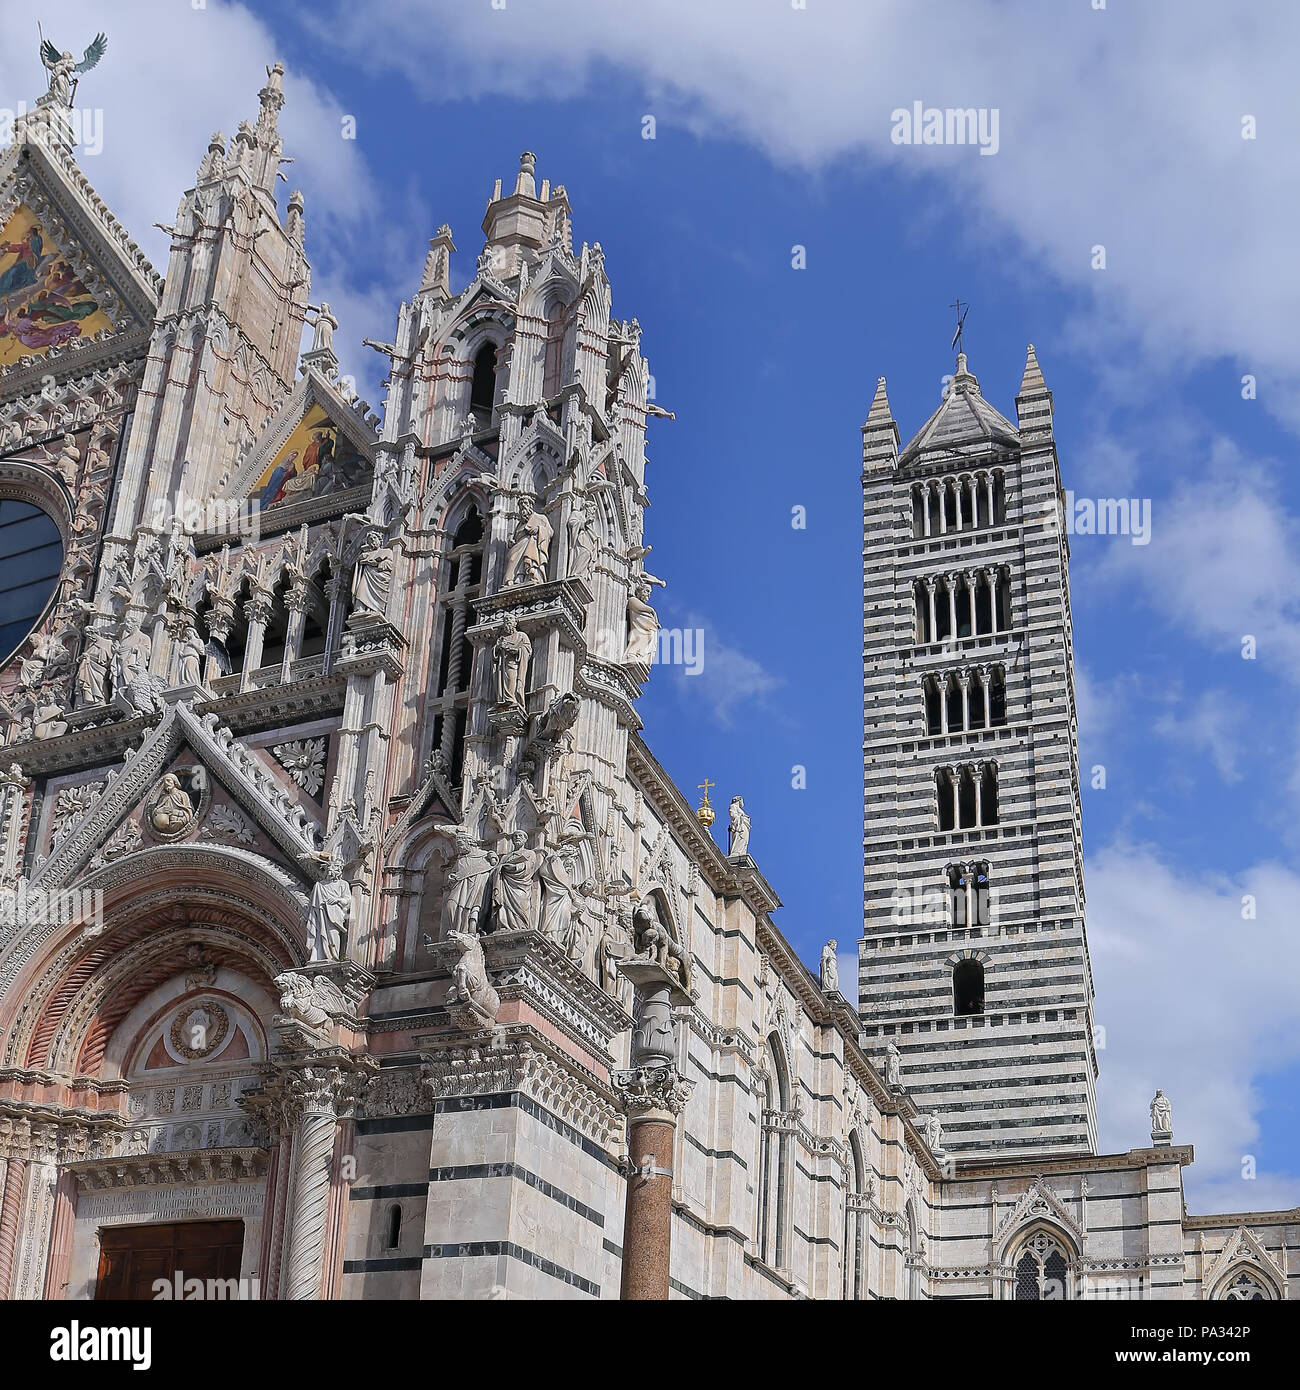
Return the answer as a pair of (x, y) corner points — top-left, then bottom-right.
(898, 351), (1019, 464)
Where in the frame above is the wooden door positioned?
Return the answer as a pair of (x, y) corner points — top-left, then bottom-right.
(95, 1219), (245, 1300)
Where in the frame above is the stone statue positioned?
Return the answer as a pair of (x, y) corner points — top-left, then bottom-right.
(306, 852), (353, 962)
(442, 831), (498, 938)
(566, 498), (598, 581)
(175, 622), (205, 686)
(598, 921), (632, 997)
(922, 1111), (943, 1151)
(502, 495), (553, 587)
(39, 32), (107, 110)
(491, 831), (540, 934)
(352, 530), (393, 617)
(820, 939), (838, 993)
(446, 929), (500, 1019)
(32, 692), (68, 740)
(884, 1041), (902, 1089)
(75, 626), (113, 705)
(274, 969), (348, 1034)
(491, 614), (532, 713)
(1150, 1088), (1173, 1140)
(624, 576), (659, 664)
(148, 773), (195, 836)
(538, 841), (585, 958)
(308, 302), (338, 355)
(115, 614), (156, 714)
(632, 894), (689, 989)
(728, 795), (751, 856)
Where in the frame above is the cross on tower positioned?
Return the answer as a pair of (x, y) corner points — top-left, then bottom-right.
(950, 298), (970, 357)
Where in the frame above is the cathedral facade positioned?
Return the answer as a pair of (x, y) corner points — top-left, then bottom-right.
(0, 64), (1292, 1301)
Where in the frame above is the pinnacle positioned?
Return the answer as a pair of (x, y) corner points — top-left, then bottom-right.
(1018, 342), (1047, 396)
(865, 376), (893, 428)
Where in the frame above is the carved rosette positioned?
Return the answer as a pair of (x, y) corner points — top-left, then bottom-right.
(610, 1063), (693, 1121)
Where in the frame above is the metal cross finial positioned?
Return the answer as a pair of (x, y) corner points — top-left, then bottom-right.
(697, 777), (715, 800)
(950, 298), (970, 356)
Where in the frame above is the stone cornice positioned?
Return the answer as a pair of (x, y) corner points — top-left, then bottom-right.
(67, 1147), (268, 1189)
(954, 1144), (1195, 1183)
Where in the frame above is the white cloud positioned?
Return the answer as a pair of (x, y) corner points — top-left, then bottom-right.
(1153, 690), (1247, 784)
(668, 616), (782, 727)
(310, 0), (1300, 428)
(1089, 843), (1300, 1210)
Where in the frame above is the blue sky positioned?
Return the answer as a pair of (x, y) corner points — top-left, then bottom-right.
(7, 0), (1300, 1212)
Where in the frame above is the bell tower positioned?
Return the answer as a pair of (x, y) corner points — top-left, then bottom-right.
(858, 347), (1099, 1160)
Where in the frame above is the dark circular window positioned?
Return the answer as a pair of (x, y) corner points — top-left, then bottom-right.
(0, 498), (63, 664)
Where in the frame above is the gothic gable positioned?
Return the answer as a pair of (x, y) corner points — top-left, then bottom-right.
(0, 139), (159, 399)
(1201, 1226), (1286, 1299)
(28, 701), (323, 894)
(223, 368), (377, 530)
(993, 1177), (1083, 1256)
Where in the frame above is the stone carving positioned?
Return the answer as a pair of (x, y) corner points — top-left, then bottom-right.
(39, 31), (107, 109)
(624, 576), (660, 664)
(200, 803), (255, 845)
(566, 498), (598, 581)
(169, 1001), (230, 1060)
(308, 301), (338, 355)
(89, 816), (142, 870)
(50, 780), (105, 841)
(728, 795), (750, 856)
(610, 1063), (692, 1119)
(114, 612), (157, 714)
(273, 970), (349, 1039)
(446, 929), (500, 1019)
(32, 690), (68, 740)
(146, 773), (197, 839)
(598, 920), (633, 997)
(491, 614), (532, 714)
(884, 1041), (902, 1089)
(491, 831), (540, 933)
(75, 627), (113, 705)
(352, 529), (393, 617)
(538, 840), (586, 958)
(271, 737), (326, 795)
(921, 1111), (943, 1152)
(305, 852), (352, 962)
(1150, 1088), (1173, 1143)
(364, 1066), (427, 1120)
(503, 494), (553, 587)
(174, 621), (205, 686)
(632, 894), (690, 990)
(820, 939), (839, 993)
(442, 831), (498, 938)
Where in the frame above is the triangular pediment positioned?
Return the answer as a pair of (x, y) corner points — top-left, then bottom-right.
(0, 137), (159, 399)
(1201, 1226), (1285, 1297)
(223, 368), (376, 530)
(994, 1177), (1083, 1254)
(29, 701), (325, 892)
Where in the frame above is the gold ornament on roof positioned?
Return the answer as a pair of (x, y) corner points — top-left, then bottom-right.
(695, 777), (716, 827)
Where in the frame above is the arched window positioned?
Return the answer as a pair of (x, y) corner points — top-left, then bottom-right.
(953, 958), (984, 1016)
(469, 342), (498, 422)
(1219, 1269), (1272, 1301)
(0, 498), (62, 663)
(429, 506), (486, 781)
(758, 1036), (791, 1271)
(385, 1202), (402, 1251)
(844, 1130), (867, 1300)
(1013, 1231), (1070, 1300)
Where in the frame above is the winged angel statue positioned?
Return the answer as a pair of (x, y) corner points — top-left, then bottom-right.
(39, 31), (108, 109)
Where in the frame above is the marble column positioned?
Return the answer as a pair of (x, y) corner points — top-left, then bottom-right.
(612, 960), (692, 1301)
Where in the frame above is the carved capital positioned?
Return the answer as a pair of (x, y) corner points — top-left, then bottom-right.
(610, 1063), (692, 1120)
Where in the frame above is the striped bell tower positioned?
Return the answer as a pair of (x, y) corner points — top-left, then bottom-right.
(857, 346), (1099, 1160)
